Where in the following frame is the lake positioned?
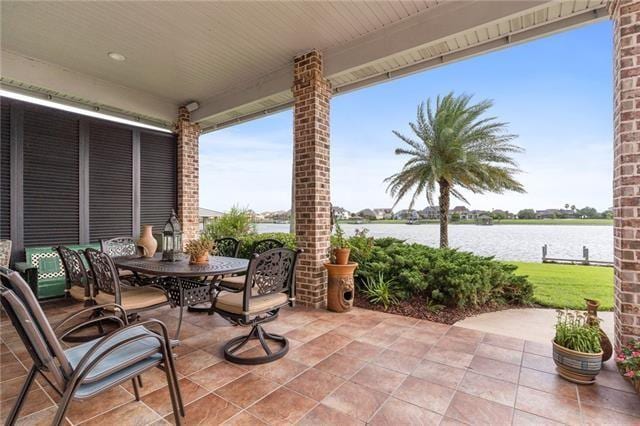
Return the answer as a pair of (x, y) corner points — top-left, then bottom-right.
(256, 223), (613, 263)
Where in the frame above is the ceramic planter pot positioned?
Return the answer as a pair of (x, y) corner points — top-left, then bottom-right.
(189, 253), (209, 265)
(137, 225), (157, 258)
(552, 340), (603, 384)
(333, 248), (350, 265)
(324, 262), (358, 313)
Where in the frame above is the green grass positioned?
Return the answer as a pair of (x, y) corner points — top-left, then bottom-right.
(511, 262), (614, 310)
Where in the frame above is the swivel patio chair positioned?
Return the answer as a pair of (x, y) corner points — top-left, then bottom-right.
(211, 247), (301, 365)
(0, 266), (184, 425)
(83, 248), (171, 321)
(219, 238), (284, 291)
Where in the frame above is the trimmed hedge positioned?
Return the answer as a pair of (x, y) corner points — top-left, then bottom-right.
(351, 235), (532, 308)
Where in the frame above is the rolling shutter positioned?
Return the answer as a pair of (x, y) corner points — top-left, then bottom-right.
(23, 105), (80, 246)
(89, 122), (133, 241)
(140, 132), (176, 231)
(0, 100), (10, 240)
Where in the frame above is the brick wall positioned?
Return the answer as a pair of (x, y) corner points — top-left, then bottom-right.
(612, 0), (640, 348)
(175, 106), (201, 244)
(292, 50), (332, 308)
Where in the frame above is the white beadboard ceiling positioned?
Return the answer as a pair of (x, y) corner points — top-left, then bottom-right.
(0, 0), (608, 132)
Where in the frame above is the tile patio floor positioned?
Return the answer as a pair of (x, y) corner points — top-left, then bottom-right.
(1, 300), (638, 425)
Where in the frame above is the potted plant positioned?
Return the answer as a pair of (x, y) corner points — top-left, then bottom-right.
(331, 222), (350, 265)
(616, 339), (640, 394)
(552, 309), (603, 384)
(184, 236), (214, 264)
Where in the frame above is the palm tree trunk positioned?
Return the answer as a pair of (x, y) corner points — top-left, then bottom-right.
(438, 179), (450, 248)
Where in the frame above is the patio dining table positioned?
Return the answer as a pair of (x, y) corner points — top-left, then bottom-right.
(114, 253), (248, 339)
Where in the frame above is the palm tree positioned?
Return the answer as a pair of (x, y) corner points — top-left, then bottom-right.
(385, 93), (525, 248)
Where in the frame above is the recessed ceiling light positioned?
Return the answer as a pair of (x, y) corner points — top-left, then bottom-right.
(108, 52), (126, 62)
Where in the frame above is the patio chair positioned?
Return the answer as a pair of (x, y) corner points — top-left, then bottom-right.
(214, 237), (241, 258)
(219, 238), (284, 291)
(0, 239), (11, 268)
(56, 245), (92, 305)
(100, 237), (145, 284)
(211, 247), (301, 365)
(83, 248), (171, 321)
(0, 266), (184, 426)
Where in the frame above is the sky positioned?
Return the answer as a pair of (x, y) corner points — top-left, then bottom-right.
(200, 21), (613, 214)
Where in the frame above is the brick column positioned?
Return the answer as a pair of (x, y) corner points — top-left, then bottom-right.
(612, 0), (640, 348)
(292, 50), (332, 308)
(175, 106), (201, 244)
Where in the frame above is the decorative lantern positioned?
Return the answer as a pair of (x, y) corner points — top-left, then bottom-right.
(162, 210), (183, 262)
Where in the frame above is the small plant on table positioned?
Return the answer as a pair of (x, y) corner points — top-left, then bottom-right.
(184, 236), (214, 264)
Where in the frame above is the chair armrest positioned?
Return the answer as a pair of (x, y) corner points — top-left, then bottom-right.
(53, 303), (129, 338)
(15, 262), (38, 295)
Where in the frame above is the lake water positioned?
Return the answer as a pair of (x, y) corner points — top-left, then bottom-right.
(256, 223), (613, 263)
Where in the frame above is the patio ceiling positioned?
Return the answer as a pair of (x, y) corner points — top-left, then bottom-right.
(1, 1), (608, 132)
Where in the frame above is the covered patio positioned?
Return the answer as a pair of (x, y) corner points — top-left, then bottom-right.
(1, 0), (639, 424)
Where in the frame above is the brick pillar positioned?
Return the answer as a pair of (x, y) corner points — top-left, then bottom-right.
(175, 106), (201, 244)
(612, 0), (640, 348)
(292, 50), (332, 308)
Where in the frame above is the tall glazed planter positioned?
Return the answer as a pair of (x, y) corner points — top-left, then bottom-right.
(552, 341), (603, 384)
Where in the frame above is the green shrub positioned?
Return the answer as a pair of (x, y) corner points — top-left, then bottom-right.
(361, 273), (399, 310)
(237, 232), (296, 258)
(204, 206), (255, 240)
(349, 234), (532, 308)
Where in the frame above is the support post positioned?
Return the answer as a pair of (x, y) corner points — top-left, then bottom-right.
(612, 0), (640, 348)
(292, 50), (332, 308)
(175, 107), (201, 244)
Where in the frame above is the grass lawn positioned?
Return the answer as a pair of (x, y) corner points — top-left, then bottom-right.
(511, 262), (614, 310)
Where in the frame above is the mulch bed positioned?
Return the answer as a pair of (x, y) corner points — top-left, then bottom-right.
(354, 292), (529, 325)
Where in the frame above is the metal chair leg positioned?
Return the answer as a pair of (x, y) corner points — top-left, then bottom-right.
(5, 365), (37, 425)
(131, 377), (141, 401)
(52, 386), (76, 426)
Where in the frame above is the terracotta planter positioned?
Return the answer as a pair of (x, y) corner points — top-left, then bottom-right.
(333, 248), (350, 265)
(552, 340), (603, 384)
(189, 253), (209, 265)
(324, 262), (357, 313)
(137, 225), (157, 258)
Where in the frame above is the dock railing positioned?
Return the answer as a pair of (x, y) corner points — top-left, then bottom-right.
(541, 244), (612, 266)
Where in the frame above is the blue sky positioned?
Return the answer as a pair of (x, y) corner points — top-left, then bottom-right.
(200, 21), (613, 214)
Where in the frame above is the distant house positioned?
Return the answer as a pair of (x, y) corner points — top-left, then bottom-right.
(394, 209), (419, 220)
(332, 206), (352, 220)
(468, 209), (489, 220)
(357, 208), (377, 220)
(199, 207), (224, 232)
(450, 205), (470, 219)
(476, 215), (493, 225)
(420, 206), (440, 220)
(372, 208), (394, 219)
(491, 209), (515, 219)
(263, 210), (291, 222)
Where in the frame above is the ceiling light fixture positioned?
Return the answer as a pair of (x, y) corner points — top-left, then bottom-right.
(108, 52), (126, 61)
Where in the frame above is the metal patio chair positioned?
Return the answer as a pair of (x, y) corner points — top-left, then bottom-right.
(219, 238), (285, 291)
(56, 245), (92, 305)
(83, 248), (171, 321)
(214, 237), (241, 258)
(100, 237), (147, 284)
(211, 247), (301, 365)
(0, 266), (184, 425)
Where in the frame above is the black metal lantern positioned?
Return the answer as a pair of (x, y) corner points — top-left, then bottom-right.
(162, 210), (183, 262)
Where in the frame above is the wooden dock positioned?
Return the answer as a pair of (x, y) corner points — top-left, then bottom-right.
(541, 244), (612, 267)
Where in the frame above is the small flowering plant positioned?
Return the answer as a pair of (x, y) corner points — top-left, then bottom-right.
(554, 309), (602, 353)
(616, 339), (640, 391)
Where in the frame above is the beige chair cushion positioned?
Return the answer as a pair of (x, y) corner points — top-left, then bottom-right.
(68, 285), (88, 301)
(214, 290), (288, 315)
(95, 286), (168, 311)
(219, 275), (246, 290)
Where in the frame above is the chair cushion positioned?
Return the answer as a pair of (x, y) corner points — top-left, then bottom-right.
(214, 290), (287, 315)
(68, 285), (88, 301)
(219, 275), (246, 290)
(65, 325), (164, 384)
(95, 286), (168, 311)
